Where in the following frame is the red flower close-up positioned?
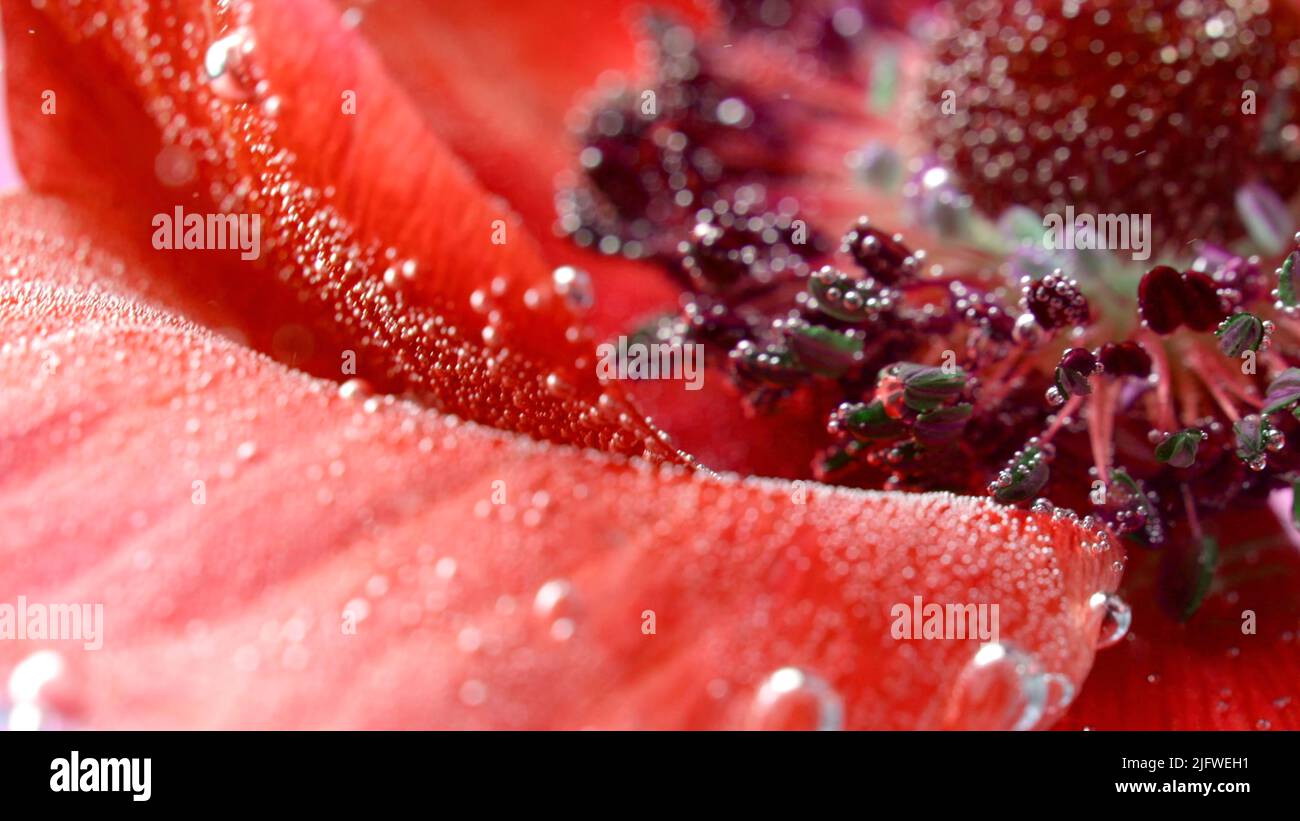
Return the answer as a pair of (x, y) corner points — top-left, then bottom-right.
(1, 0), (1298, 741)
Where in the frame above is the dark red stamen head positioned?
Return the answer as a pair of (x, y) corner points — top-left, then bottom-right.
(1024, 271), (1090, 332)
(842, 219), (919, 285)
(1059, 347), (1097, 375)
(1139, 266), (1229, 334)
(680, 221), (758, 292)
(1138, 265), (1187, 335)
(1097, 341), (1152, 379)
(1181, 269), (1228, 332)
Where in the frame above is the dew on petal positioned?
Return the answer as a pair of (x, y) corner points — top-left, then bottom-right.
(943, 642), (1067, 731)
(552, 265), (593, 312)
(203, 29), (256, 102)
(745, 667), (844, 731)
(533, 579), (579, 641)
(1090, 592), (1132, 649)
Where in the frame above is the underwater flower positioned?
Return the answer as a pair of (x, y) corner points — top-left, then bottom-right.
(0, 0), (1296, 730)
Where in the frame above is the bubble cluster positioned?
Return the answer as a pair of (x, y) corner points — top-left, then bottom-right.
(920, 0), (1300, 249)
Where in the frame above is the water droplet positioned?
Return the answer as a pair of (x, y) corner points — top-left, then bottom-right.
(337, 378), (372, 400)
(456, 626), (483, 653)
(154, 144), (197, 187)
(544, 371), (573, 397)
(1042, 672), (1075, 719)
(342, 597), (369, 623)
(1090, 592), (1132, 649)
(552, 265), (593, 312)
(204, 30), (256, 102)
(746, 667), (844, 730)
(1012, 312), (1041, 345)
(341, 7), (365, 29)
(459, 679), (488, 707)
(4, 650), (67, 730)
(469, 289), (489, 313)
(944, 642), (1067, 730)
(533, 579), (579, 641)
(8, 650), (63, 704)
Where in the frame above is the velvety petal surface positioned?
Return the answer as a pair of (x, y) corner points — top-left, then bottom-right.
(0, 192), (1123, 729)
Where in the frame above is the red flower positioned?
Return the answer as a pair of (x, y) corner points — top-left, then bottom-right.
(0, 0), (1294, 730)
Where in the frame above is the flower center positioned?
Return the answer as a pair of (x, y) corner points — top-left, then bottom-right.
(555, 1), (1300, 620)
(919, 0), (1300, 253)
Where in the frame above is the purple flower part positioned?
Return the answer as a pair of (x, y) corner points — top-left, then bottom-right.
(897, 364), (966, 412)
(990, 447), (1050, 504)
(1192, 241), (1237, 272)
(1116, 377), (1152, 411)
(1215, 313), (1265, 358)
(1190, 246), (1263, 309)
(1097, 340), (1152, 379)
(1234, 416), (1268, 461)
(1154, 429), (1202, 469)
(782, 321), (863, 377)
(913, 403), (973, 445)
(1264, 368), (1300, 414)
(829, 400), (904, 442)
(1268, 486), (1300, 552)
(1235, 181), (1294, 254)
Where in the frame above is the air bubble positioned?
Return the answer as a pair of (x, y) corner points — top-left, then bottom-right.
(204, 30), (256, 102)
(154, 144), (197, 187)
(944, 642), (1071, 730)
(459, 679), (488, 707)
(337, 378), (373, 400)
(4, 650), (67, 731)
(544, 371), (573, 397)
(552, 265), (594, 312)
(1090, 592), (1132, 649)
(533, 579), (580, 641)
(746, 667), (844, 730)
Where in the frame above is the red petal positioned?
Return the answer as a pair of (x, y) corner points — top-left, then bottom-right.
(312, 3), (920, 478)
(3, 0), (677, 459)
(337, 0), (709, 355)
(0, 194), (1123, 729)
(1059, 510), (1300, 730)
(341, 0), (709, 228)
